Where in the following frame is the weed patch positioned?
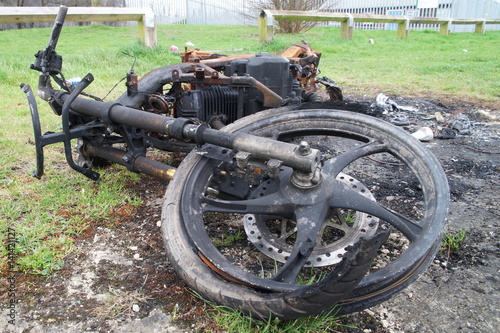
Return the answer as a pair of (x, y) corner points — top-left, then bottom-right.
(440, 228), (467, 253)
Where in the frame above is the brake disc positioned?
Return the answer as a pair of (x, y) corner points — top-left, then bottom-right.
(244, 172), (379, 267)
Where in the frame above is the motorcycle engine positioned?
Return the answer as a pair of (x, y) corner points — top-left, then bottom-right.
(178, 53), (302, 123)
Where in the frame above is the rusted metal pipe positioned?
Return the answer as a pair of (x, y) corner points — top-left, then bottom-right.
(84, 141), (176, 182)
(63, 95), (175, 134)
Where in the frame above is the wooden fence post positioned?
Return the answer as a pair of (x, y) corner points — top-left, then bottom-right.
(475, 19), (486, 34)
(259, 10), (274, 42)
(397, 16), (410, 39)
(138, 7), (156, 48)
(440, 19), (451, 35)
(340, 13), (354, 40)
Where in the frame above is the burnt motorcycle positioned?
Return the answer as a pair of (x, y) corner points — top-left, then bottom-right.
(22, 6), (449, 320)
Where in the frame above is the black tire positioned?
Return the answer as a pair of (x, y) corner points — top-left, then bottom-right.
(161, 107), (449, 319)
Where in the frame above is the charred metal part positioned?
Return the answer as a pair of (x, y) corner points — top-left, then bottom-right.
(84, 141), (176, 181)
(291, 168), (322, 188)
(235, 151), (251, 168)
(206, 115), (227, 129)
(147, 93), (173, 115)
(37, 74), (66, 115)
(316, 76), (344, 102)
(195, 67), (205, 80)
(244, 173), (380, 267)
(266, 159), (282, 178)
(217, 131), (321, 174)
(298, 141), (311, 155)
(61, 73), (100, 181)
(23, 78), (106, 180)
(145, 136), (194, 153)
(209, 168), (251, 199)
(117, 124), (148, 172)
(178, 85), (240, 123)
(171, 68), (180, 81)
(184, 53), (254, 67)
(195, 144), (235, 163)
(20, 83), (44, 178)
(126, 70), (138, 96)
(38, 91), (321, 175)
(30, 6), (67, 76)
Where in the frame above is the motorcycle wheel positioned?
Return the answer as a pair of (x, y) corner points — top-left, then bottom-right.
(161, 107), (449, 319)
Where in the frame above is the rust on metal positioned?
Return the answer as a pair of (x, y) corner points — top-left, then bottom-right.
(84, 141), (176, 182)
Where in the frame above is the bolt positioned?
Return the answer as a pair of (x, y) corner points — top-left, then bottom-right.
(298, 141), (311, 155)
(206, 187), (219, 196)
(236, 151), (251, 168)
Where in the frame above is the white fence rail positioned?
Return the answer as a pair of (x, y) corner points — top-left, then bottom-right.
(258, 9), (500, 42)
(0, 6), (157, 47)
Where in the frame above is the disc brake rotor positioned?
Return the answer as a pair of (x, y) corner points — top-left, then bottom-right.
(244, 172), (379, 267)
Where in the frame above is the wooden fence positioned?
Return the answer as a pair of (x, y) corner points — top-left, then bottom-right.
(259, 10), (500, 42)
(0, 6), (157, 48)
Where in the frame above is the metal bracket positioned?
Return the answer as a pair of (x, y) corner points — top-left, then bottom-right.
(21, 83), (45, 178)
(61, 73), (100, 181)
(196, 144), (235, 163)
(117, 124), (148, 172)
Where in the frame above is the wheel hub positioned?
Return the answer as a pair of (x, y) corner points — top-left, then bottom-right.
(244, 172), (379, 266)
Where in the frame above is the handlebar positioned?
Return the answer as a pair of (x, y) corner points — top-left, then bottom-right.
(47, 5), (68, 51)
(30, 5), (67, 75)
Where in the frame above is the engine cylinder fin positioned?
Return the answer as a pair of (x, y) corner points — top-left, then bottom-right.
(179, 86), (239, 123)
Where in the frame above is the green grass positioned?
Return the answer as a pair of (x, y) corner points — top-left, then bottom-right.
(2, 25), (499, 105)
(213, 229), (246, 247)
(0, 23), (498, 329)
(440, 228), (467, 253)
(1, 166), (142, 275)
(208, 305), (352, 333)
(190, 290), (352, 333)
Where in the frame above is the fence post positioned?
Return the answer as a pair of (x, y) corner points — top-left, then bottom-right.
(138, 7), (156, 48)
(440, 19), (451, 35)
(259, 10), (274, 42)
(475, 19), (486, 34)
(397, 16), (410, 39)
(340, 13), (353, 40)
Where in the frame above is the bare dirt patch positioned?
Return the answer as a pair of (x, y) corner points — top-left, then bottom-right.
(1, 95), (498, 332)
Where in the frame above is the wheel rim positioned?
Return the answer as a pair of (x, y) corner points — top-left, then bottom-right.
(178, 109), (449, 297)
